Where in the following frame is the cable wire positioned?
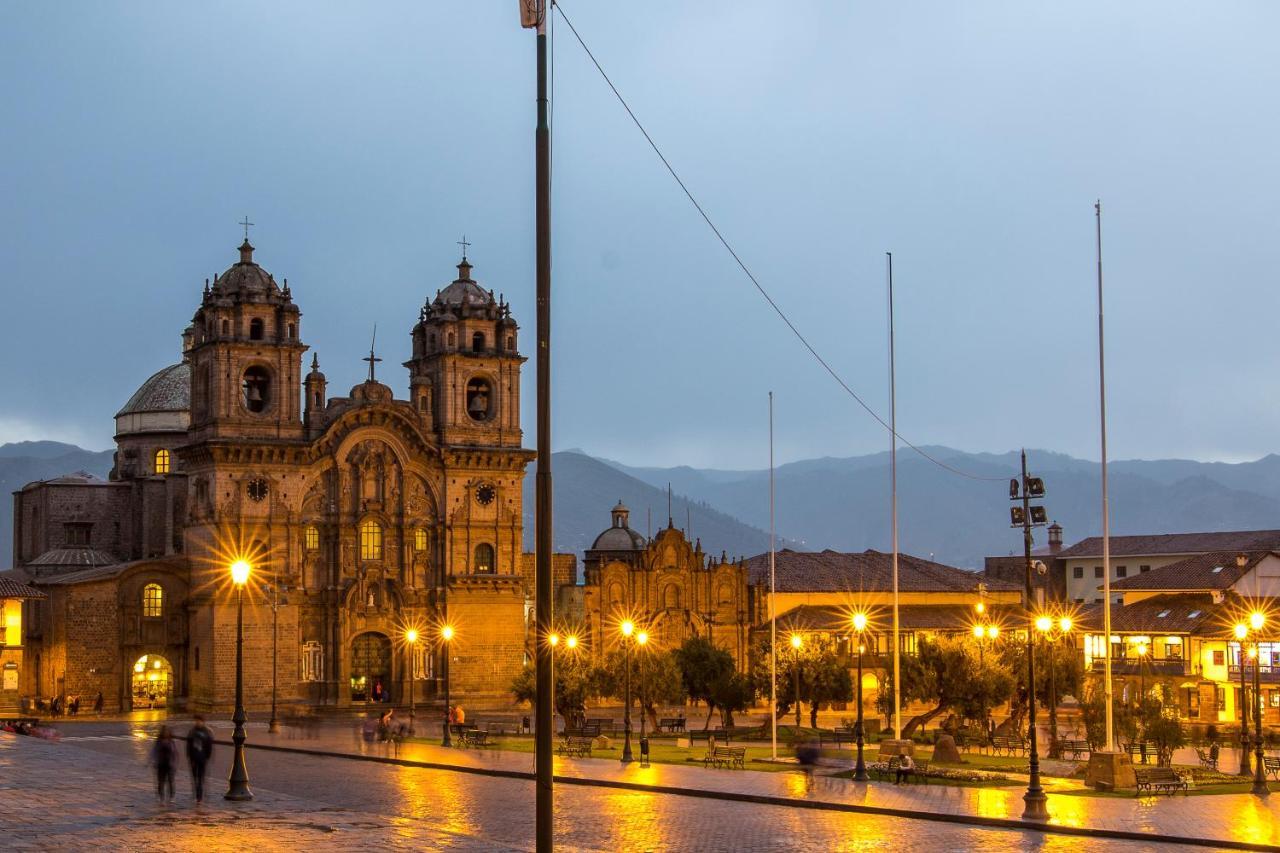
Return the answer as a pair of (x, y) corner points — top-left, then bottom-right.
(553, 3), (1006, 482)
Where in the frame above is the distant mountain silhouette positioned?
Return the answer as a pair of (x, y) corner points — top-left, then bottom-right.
(0, 442), (114, 565)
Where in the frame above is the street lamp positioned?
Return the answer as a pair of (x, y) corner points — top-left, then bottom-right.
(852, 613), (868, 782)
(440, 624), (455, 747)
(1036, 614), (1071, 758)
(1236, 622), (1252, 776)
(790, 633), (804, 729)
(620, 620), (636, 764)
(636, 630), (650, 767)
(1237, 614), (1270, 796)
(268, 580), (285, 734)
(225, 559), (253, 801)
(1134, 641), (1148, 709)
(405, 629), (418, 735)
(1009, 451), (1049, 822)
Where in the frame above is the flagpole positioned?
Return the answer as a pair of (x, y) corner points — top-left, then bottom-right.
(888, 252), (901, 741)
(769, 391), (778, 760)
(1096, 201), (1114, 753)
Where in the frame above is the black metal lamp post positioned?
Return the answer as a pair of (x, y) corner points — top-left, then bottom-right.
(1236, 621), (1251, 776)
(852, 613), (868, 782)
(1010, 451), (1049, 822)
(1245, 611), (1270, 797)
(441, 625), (454, 747)
(636, 630), (650, 767)
(268, 581), (284, 734)
(790, 633), (803, 729)
(225, 559), (253, 801)
(406, 629), (418, 735)
(621, 620), (636, 764)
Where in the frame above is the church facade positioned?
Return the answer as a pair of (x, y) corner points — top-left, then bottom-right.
(11, 239), (569, 713)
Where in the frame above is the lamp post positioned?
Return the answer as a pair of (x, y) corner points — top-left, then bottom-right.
(790, 633), (803, 729)
(1246, 612), (1269, 797)
(1236, 622), (1252, 776)
(636, 630), (650, 767)
(405, 629), (418, 735)
(1009, 451), (1049, 822)
(225, 559), (253, 801)
(621, 620), (636, 764)
(852, 613), (868, 782)
(1134, 641), (1148, 711)
(268, 581), (283, 734)
(440, 624), (454, 747)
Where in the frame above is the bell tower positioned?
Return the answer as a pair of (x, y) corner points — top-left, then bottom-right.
(187, 240), (307, 441)
(405, 254), (523, 448)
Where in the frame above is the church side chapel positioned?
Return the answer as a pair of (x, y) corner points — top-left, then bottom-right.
(12, 234), (550, 713)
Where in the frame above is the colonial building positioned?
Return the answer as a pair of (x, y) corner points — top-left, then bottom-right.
(11, 239), (565, 713)
(0, 575), (43, 713)
(581, 502), (756, 669)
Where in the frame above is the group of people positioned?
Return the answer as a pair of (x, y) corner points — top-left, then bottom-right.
(34, 692), (103, 716)
(148, 716), (215, 804)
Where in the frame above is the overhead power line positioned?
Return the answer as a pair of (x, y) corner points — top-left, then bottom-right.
(553, 2), (1006, 483)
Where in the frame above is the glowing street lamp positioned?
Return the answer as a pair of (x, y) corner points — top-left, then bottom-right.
(790, 633), (804, 729)
(635, 630), (650, 766)
(440, 625), (455, 747)
(851, 613), (869, 782)
(1236, 614), (1270, 796)
(405, 629), (419, 735)
(620, 620), (642, 764)
(225, 559), (252, 801)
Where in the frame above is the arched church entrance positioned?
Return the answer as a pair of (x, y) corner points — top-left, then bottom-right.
(350, 632), (392, 703)
(131, 654), (174, 709)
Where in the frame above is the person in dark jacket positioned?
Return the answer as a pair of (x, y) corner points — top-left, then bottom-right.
(150, 726), (178, 802)
(186, 716), (214, 804)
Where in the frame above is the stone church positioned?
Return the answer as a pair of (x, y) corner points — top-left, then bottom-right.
(11, 238), (573, 713)
(581, 502), (757, 669)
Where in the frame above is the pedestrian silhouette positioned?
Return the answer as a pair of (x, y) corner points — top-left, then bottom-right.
(186, 715), (214, 804)
(150, 726), (178, 803)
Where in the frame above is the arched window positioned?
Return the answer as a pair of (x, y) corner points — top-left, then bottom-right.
(242, 366), (271, 413)
(474, 543), (495, 574)
(360, 520), (383, 560)
(663, 584), (681, 609)
(142, 584), (163, 618)
(414, 528), (428, 552)
(447, 332), (455, 347)
(221, 319), (229, 336)
(249, 318), (265, 340)
(153, 449), (170, 475)
(506, 335), (514, 351)
(304, 525), (320, 551)
(288, 323), (296, 340)
(472, 331), (485, 353)
(466, 378), (492, 421)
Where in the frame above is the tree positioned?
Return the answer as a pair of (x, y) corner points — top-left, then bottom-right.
(675, 637), (737, 729)
(878, 635), (1014, 738)
(749, 636), (799, 721)
(510, 654), (597, 728)
(801, 640), (854, 728)
(709, 670), (755, 728)
(592, 647), (684, 730)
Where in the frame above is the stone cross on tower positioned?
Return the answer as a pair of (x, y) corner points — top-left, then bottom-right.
(363, 325), (382, 382)
(457, 235), (471, 261)
(239, 216), (254, 240)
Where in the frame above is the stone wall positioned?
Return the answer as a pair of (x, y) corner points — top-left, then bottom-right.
(446, 578), (527, 702)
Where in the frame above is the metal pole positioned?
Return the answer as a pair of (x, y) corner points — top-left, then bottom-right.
(888, 252), (900, 741)
(1021, 450), (1048, 821)
(408, 643), (416, 736)
(226, 584), (252, 800)
(1047, 632), (1057, 758)
(854, 639), (867, 781)
(794, 648), (802, 729)
(1254, 641), (1269, 796)
(769, 391), (777, 760)
(621, 641), (633, 763)
(532, 2), (555, 849)
(269, 584), (279, 734)
(1241, 642), (1252, 776)
(1097, 200), (1115, 753)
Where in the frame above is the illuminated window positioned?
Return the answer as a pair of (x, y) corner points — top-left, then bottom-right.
(142, 584), (163, 618)
(474, 543), (495, 573)
(360, 520), (383, 560)
(154, 449), (170, 474)
(304, 525), (320, 551)
(414, 528), (428, 552)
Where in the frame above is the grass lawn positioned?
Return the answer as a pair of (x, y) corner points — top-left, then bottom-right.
(826, 768), (1021, 789)
(1061, 780), (1260, 798)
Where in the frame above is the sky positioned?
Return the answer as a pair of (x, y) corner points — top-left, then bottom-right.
(1, 2), (1277, 469)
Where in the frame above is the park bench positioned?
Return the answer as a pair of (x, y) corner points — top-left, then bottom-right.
(450, 722), (477, 738)
(689, 729), (732, 745)
(1134, 767), (1188, 796)
(556, 736), (594, 758)
(956, 728), (987, 752)
(1058, 739), (1091, 760)
(703, 746), (746, 769)
(562, 724), (601, 739)
(869, 756), (929, 783)
(460, 729), (492, 748)
(1195, 747), (1219, 771)
(585, 717), (616, 735)
(991, 735), (1026, 756)
(659, 717), (686, 733)
(820, 728), (857, 749)
(1126, 741), (1161, 764)
(1264, 756), (1280, 780)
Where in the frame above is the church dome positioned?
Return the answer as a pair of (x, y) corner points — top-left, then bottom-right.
(435, 259), (494, 308)
(590, 501), (646, 551)
(211, 240), (282, 298)
(117, 362), (190, 416)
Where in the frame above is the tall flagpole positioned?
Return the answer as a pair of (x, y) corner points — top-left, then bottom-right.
(769, 391), (778, 760)
(1096, 200), (1114, 753)
(888, 252), (901, 741)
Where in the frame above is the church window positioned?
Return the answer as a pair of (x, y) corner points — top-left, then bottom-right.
(718, 583), (734, 604)
(506, 335), (514, 351)
(466, 378), (493, 421)
(249, 318), (265, 340)
(609, 582), (624, 607)
(221, 319), (229, 336)
(447, 332), (455, 347)
(474, 543), (495, 574)
(288, 323), (296, 340)
(154, 448), (170, 474)
(142, 584), (163, 619)
(472, 332), (485, 353)
(429, 334), (436, 349)
(360, 520), (383, 560)
(242, 366), (271, 413)
(64, 523), (92, 547)
(414, 528), (428, 552)
(663, 584), (681, 609)
(301, 641), (324, 682)
(418, 392), (429, 412)
(313, 391), (322, 407)
(304, 525), (320, 551)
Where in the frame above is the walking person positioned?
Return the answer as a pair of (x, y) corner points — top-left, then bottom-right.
(186, 715), (214, 804)
(150, 726), (178, 803)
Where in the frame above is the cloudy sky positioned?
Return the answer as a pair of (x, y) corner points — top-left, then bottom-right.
(2, 2), (1276, 468)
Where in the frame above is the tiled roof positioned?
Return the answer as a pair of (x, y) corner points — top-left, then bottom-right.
(40, 564), (130, 585)
(745, 549), (1018, 594)
(0, 576), (44, 599)
(1058, 530), (1280, 560)
(26, 547), (118, 568)
(1075, 594), (1225, 636)
(1110, 551), (1269, 592)
(116, 362), (190, 416)
(767, 602), (1026, 633)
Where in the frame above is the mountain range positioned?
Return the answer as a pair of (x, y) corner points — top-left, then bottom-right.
(5, 440), (1280, 572)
